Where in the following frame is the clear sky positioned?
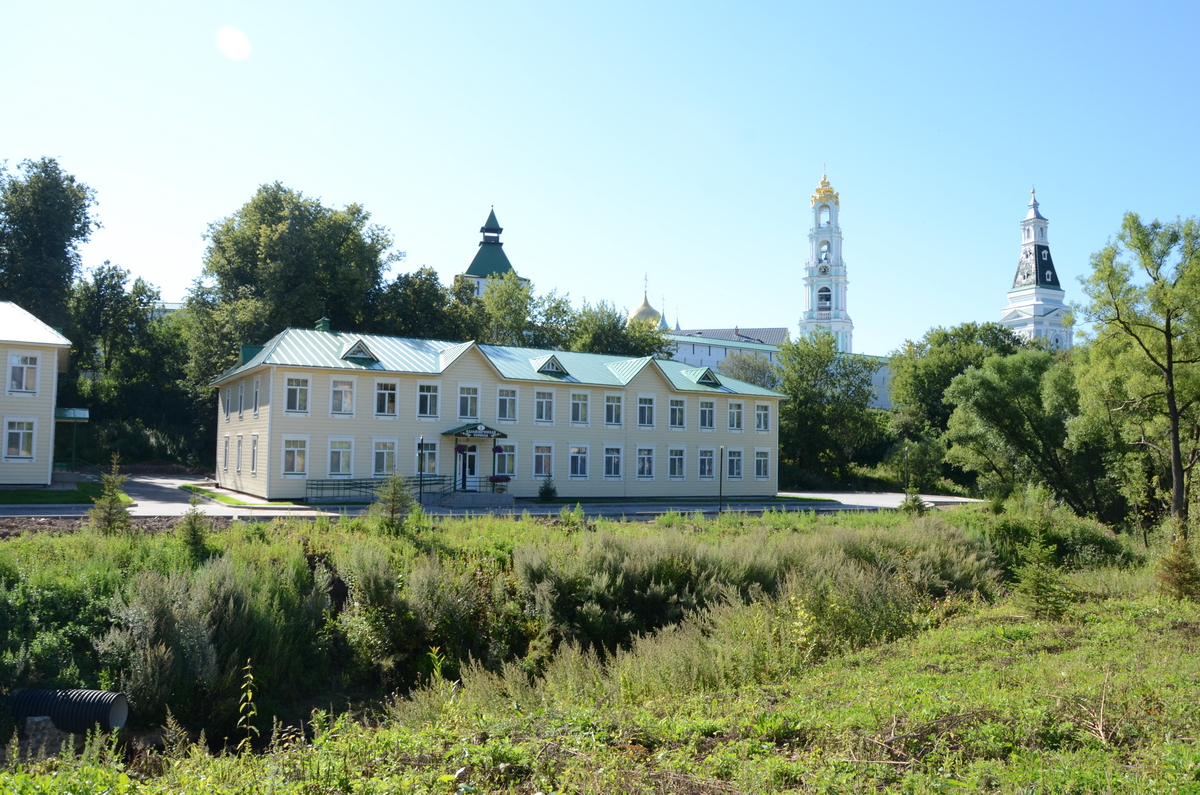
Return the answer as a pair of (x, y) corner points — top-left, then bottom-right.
(3, 0), (1197, 355)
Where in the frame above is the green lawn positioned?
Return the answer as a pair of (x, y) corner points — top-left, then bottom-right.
(0, 482), (130, 505)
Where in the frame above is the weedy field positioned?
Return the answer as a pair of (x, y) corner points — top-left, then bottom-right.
(1, 494), (1198, 793)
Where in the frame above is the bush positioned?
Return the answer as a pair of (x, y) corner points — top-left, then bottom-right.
(537, 477), (557, 501)
(1014, 538), (1074, 619)
(368, 472), (415, 535)
(176, 496), (210, 559)
(89, 454), (131, 535)
(1157, 536), (1200, 601)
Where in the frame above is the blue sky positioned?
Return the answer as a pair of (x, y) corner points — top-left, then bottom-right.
(3, 0), (1197, 355)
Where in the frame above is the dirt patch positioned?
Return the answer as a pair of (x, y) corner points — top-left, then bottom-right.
(0, 516), (236, 539)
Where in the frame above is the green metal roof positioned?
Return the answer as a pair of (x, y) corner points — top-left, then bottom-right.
(464, 242), (515, 278)
(483, 209), (501, 231)
(666, 333), (780, 354)
(213, 328), (783, 397)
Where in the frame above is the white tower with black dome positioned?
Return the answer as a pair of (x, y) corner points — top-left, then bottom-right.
(798, 172), (854, 352)
(1000, 190), (1072, 349)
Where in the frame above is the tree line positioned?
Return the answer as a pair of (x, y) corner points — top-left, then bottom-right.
(1, 161), (672, 466)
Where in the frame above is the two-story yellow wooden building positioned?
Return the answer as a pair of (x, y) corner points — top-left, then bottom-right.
(1, 302), (70, 486)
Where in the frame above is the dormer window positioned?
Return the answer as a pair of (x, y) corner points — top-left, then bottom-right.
(341, 339), (377, 363)
(532, 355), (568, 376)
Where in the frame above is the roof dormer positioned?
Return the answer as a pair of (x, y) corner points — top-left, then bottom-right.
(531, 354), (569, 376)
(340, 338), (378, 363)
(682, 366), (722, 387)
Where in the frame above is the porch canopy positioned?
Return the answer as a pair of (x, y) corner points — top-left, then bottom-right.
(441, 423), (508, 439)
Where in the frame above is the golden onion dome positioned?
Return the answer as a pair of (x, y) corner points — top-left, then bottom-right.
(811, 172), (839, 207)
(629, 291), (661, 323)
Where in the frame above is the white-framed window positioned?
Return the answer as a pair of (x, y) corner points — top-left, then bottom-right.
(222, 436), (229, 471)
(416, 439), (438, 474)
(728, 401), (743, 431)
(637, 447), (654, 479)
(459, 385), (480, 419)
(533, 444), (553, 479)
(496, 443), (516, 477)
(535, 391), (554, 423)
(223, 387), (232, 421)
(374, 438), (397, 476)
(236, 435), (243, 473)
(252, 378), (260, 417)
(727, 449), (743, 479)
(283, 437), (308, 476)
(497, 388), (518, 422)
(605, 394), (622, 426)
(669, 398), (685, 429)
(699, 400), (715, 430)
(418, 384), (439, 418)
(571, 392), (589, 425)
(755, 404), (770, 432)
(328, 437), (354, 477)
(569, 444), (588, 478)
(755, 449), (770, 480)
(698, 448), (715, 480)
(4, 418), (36, 460)
(285, 376), (310, 413)
(8, 354), (38, 394)
(668, 447), (685, 479)
(237, 382), (244, 419)
(375, 381), (398, 417)
(331, 378), (355, 416)
(250, 435), (259, 475)
(604, 446), (622, 479)
(638, 396), (655, 428)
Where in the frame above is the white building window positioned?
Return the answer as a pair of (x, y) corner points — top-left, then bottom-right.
(283, 438), (308, 475)
(535, 391), (554, 423)
(376, 382), (398, 417)
(637, 447), (654, 479)
(416, 440), (437, 474)
(222, 436), (229, 471)
(329, 438), (353, 477)
(668, 448), (685, 479)
(755, 450), (770, 480)
(237, 382), (244, 419)
(236, 435), (243, 473)
(497, 388), (518, 421)
(374, 440), (397, 476)
(755, 404), (770, 432)
(605, 395), (622, 426)
(571, 393), (589, 425)
(728, 402), (743, 431)
(638, 396), (655, 428)
(418, 384), (439, 418)
(8, 355), (37, 393)
(604, 446), (622, 479)
(459, 385), (479, 419)
(533, 445), (553, 478)
(727, 449), (743, 479)
(570, 445), (588, 478)
(250, 435), (258, 475)
(698, 448), (714, 480)
(286, 377), (309, 413)
(669, 399), (685, 429)
(224, 387), (232, 421)
(496, 444), (516, 476)
(252, 378), (260, 417)
(4, 419), (35, 460)
(331, 379), (355, 415)
(699, 400), (715, 430)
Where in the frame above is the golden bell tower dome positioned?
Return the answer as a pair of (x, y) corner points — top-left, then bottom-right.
(629, 291), (661, 323)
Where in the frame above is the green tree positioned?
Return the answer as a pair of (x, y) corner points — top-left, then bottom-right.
(372, 267), (485, 342)
(944, 348), (1120, 520)
(0, 158), (98, 327)
(1077, 213), (1200, 522)
(567, 299), (673, 358)
(889, 322), (1029, 439)
(479, 271), (573, 349)
(776, 331), (882, 480)
(186, 183), (399, 387)
(717, 350), (779, 390)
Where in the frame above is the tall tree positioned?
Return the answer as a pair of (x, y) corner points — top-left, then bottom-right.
(1077, 213), (1200, 522)
(372, 267), (485, 342)
(567, 300), (673, 358)
(0, 158), (98, 326)
(186, 182), (398, 386)
(776, 331), (882, 480)
(479, 271), (573, 349)
(717, 350), (779, 390)
(889, 322), (1029, 439)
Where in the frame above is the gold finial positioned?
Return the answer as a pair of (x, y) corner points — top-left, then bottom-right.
(811, 169), (839, 208)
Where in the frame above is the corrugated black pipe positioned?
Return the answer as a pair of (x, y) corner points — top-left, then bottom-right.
(9, 689), (129, 733)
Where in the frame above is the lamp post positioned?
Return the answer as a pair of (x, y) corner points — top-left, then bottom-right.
(718, 445), (725, 515)
(904, 444), (910, 492)
(418, 435), (424, 504)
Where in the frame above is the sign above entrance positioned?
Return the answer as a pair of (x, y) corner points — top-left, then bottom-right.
(442, 423), (508, 439)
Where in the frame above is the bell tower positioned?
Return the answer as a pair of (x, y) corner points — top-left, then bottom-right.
(1000, 190), (1072, 349)
(798, 172), (854, 352)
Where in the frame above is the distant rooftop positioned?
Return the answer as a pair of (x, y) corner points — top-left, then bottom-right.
(674, 327), (791, 346)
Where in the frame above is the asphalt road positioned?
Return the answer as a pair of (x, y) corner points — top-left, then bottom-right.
(0, 476), (978, 520)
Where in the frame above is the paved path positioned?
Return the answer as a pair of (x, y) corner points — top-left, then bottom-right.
(0, 476), (978, 520)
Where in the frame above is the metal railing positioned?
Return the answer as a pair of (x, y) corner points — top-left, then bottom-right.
(305, 474), (456, 503)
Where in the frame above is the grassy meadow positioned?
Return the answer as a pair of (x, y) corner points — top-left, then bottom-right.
(1, 497), (1198, 792)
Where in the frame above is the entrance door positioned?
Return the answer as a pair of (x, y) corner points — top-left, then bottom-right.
(460, 445), (478, 491)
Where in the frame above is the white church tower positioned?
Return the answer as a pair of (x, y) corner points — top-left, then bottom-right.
(1000, 190), (1072, 349)
(798, 172), (854, 352)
